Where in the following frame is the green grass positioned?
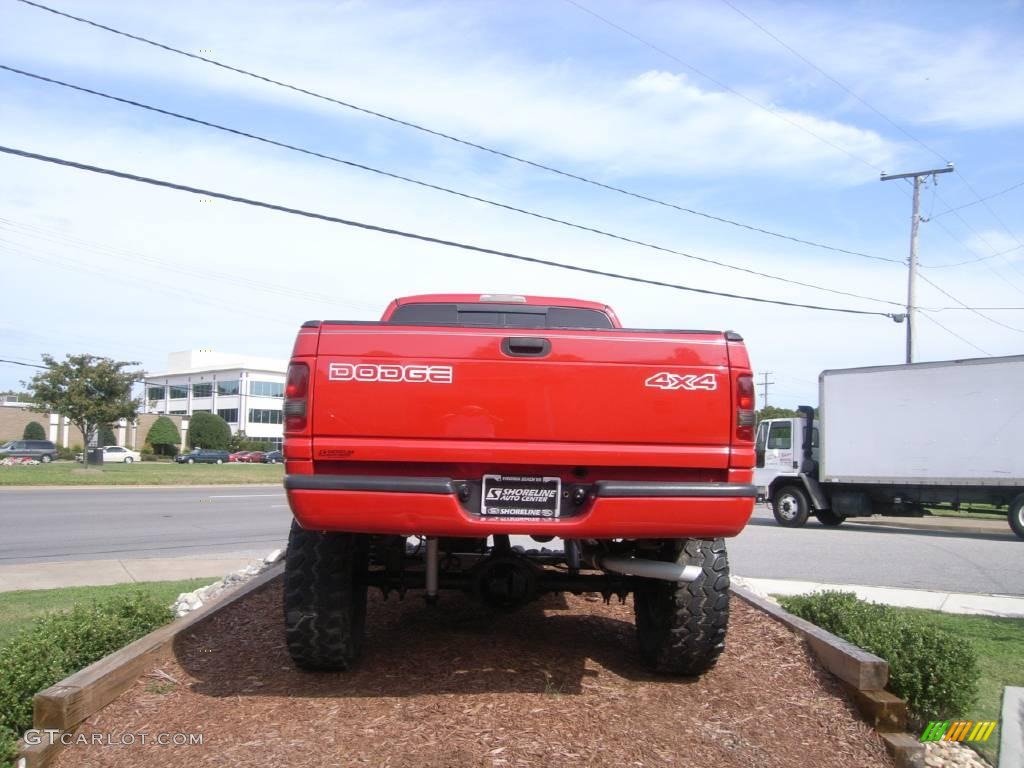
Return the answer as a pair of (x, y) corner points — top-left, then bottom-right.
(0, 461), (283, 486)
(0, 578), (217, 644)
(897, 608), (1024, 763)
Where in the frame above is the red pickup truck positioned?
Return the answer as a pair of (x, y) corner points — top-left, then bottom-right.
(283, 294), (756, 675)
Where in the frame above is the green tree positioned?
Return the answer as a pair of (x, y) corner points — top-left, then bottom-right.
(146, 416), (181, 456)
(97, 424), (117, 447)
(187, 412), (231, 450)
(756, 405), (799, 424)
(228, 430), (266, 452)
(25, 354), (142, 453)
(22, 421), (46, 440)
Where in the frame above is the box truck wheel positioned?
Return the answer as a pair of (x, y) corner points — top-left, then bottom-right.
(771, 485), (810, 527)
(633, 538), (729, 676)
(1009, 494), (1024, 540)
(283, 520), (369, 671)
(815, 509), (845, 527)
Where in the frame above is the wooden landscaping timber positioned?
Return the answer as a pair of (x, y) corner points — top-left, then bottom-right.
(28, 563), (283, 736)
(14, 736), (53, 768)
(878, 732), (926, 768)
(840, 684), (907, 732)
(730, 585), (889, 690)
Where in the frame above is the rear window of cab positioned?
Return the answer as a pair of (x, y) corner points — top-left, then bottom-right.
(389, 303), (613, 330)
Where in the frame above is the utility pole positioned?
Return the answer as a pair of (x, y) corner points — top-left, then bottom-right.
(880, 163), (954, 363)
(758, 371), (774, 406)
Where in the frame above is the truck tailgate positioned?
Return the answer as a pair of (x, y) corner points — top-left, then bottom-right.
(309, 324), (732, 465)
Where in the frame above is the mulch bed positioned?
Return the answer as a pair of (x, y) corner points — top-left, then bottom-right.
(53, 579), (893, 767)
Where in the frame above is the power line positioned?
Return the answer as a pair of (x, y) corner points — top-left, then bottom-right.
(918, 244), (1023, 269)
(563, 0), (884, 173)
(0, 217), (381, 313)
(0, 357), (152, 387)
(0, 143), (900, 319)
(11, 0), (900, 265)
(952, 170), (1024, 252)
(917, 312), (990, 356)
(8, 215), (1014, 316)
(715, 0), (949, 163)
(917, 272), (1024, 334)
(0, 64), (905, 307)
(709, 0), (1024, 281)
(930, 188), (1024, 288)
(932, 178), (1024, 219)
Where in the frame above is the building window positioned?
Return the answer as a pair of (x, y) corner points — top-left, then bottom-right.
(249, 408), (283, 425)
(192, 383), (213, 398)
(147, 386), (164, 401)
(169, 410), (187, 415)
(191, 409), (211, 414)
(250, 381), (284, 398)
(217, 380), (239, 396)
(217, 408), (239, 423)
(169, 386), (188, 400)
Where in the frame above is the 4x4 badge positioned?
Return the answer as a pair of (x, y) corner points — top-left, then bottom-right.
(645, 372), (717, 391)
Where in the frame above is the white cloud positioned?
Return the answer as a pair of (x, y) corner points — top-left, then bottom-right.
(0, 0), (898, 182)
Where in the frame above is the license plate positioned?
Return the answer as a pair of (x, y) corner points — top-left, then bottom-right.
(481, 475), (561, 518)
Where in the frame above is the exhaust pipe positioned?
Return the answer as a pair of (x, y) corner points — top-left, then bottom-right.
(599, 555), (701, 582)
(425, 537), (439, 603)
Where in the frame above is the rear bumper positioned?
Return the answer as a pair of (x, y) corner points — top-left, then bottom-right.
(284, 475), (756, 538)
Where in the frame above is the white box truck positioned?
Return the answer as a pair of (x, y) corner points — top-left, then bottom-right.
(754, 355), (1024, 539)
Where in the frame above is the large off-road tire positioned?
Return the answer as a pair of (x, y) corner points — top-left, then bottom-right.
(772, 485), (810, 527)
(815, 508), (845, 527)
(283, 520), (369, 670)
(633, 538), (730, 676)
(1009, 494), (1024, 540)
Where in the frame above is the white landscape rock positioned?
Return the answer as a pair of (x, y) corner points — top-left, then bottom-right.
(170, 548), (283, 618)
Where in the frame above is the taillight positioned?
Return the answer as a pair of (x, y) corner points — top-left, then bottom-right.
(736, 374), (755, 442)
(284, 362), (309, 433)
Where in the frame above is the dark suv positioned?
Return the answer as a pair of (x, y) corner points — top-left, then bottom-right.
(175, 448), (230, 465)
(0, 440), (58, 462)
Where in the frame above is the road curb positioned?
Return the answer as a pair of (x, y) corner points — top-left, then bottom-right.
(844, 517), (1010, 538)
(731, 585), (925, 767)
(15, 563), (284, 768)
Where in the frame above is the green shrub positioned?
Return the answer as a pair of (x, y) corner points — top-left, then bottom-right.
(779, 591), (979, 722)
(0, 593), (172, 756)
(146, 417), (180, 456)
(0, 727), (15, 768)
(21, 422), (46, 441)
(56, 446), (76, 461)
(187, 412), (231, 450)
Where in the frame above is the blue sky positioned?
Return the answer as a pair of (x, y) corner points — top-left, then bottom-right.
(1, 0), (1022, 407)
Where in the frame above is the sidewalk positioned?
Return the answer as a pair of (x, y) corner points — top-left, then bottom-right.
(734, 575), (1024, 619)
(843, 513), (1013, 538)
(0, 552), (268, 592)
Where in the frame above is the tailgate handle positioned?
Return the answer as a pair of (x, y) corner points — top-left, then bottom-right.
(502, 337), (551, 357)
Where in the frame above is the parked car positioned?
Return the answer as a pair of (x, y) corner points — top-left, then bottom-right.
(229, 451), (251, 463)
(0, 440), (58, 463)
(175, 449), (230, 465)
(241, 451), (266, 463)
(98, 445), (142, 464)
(262, 450), (283, 464)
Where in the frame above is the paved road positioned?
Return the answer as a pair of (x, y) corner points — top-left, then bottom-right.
(1, 488), (1020, 595)
(729, 505), (1021, 596)
(0, 486), (291, 564)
